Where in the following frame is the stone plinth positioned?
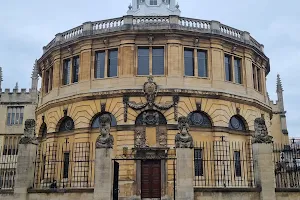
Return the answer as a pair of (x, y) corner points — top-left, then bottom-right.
(176, 148), (194, 200)
(252, 143), (276, 200)
(94, 148), (113, 200)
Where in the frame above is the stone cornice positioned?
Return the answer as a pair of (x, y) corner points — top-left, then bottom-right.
(36, 89), (272, 115)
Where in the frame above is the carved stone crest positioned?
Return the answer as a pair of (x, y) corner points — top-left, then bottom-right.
(175, 116), (194, 148)
(123, 76), (179, 122)
(252, 117), (273, 144)
(19, 119), (38, 145)
(135, 127), (147, 148)
(96, 114), (114, 148)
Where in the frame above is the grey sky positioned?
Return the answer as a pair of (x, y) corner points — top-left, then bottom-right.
(0, 0), (299, 137)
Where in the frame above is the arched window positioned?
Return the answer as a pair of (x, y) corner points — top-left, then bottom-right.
(229, 115), (247, 131)
(58, 117), (74, 132)
(91, 113), (117, 128)
(188, 111), (212, 127)
(39, 123), (47, 138)
(135, 110), (167, 125)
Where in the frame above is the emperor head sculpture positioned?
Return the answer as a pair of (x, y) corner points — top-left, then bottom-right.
(19, 119), (38, 145)
(96, 114), (114, 148)
(252, 117), (273, 144)
(175, 116), (194, 148)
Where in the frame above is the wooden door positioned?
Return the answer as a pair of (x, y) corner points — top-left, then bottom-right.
(141, 160), (161, 198)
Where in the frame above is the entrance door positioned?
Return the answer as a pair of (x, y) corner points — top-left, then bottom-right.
(141, 160), (161, 199)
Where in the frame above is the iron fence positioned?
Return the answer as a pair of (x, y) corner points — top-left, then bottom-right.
(33, 142), (95, 189)
(274, 143), (300, 188)
(193, 141), (254, 188)
(0, 142), (18, 190)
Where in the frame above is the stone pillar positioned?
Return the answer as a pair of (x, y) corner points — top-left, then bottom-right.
(243, 31), (251, 44)
(175, 116), (194, 200)
(14, 119), (38, 199)
(252, 143), (276, 200)
(94, 114), (114, 200)
(83, 21), (93, 36)
(211, 20), (221, 34)
(94, 149), (113, 200)
(176, 148), (194, 200)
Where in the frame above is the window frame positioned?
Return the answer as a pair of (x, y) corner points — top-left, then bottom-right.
(6, 106), (24, 126)
(252, 63), (263, 93)
(136, 45), (166, 76)
(183, 47), (209, 78)
(61, 55), (80, 86)
(149, 0), (158, 5)
(94, 47), (119, 79)
(194, 148), (204, 177)
(43, 64), (53, 95)
(224, 53), (243, 85)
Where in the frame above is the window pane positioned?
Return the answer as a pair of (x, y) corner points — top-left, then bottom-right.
(257, 68), (261, 92)
(152, 47), (164, 75)
(198, 50), (207, 77)
(49, 68), (53, 91)
(63, 59), (71, 85)
(19, 109), (24, 125)
(150, 0), (157, 5)
(95, 51), (105, 78)
(225, 55), (232, 81)
(45, 70), (49, 93)
(184, 49), (194, 76)
(72, 56), (80, 83)
(108, 49), (118, 77)
(63, 153), (70, 179)
(194, 149), (203, 176)
(234, 151), (242, 177)
(138, 47), (150, 75)
(7, 113), (11, 126)
(252, 65), (257, 90)
(234, 58), (242, 84)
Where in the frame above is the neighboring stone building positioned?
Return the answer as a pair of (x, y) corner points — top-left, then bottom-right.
(0, 65), (39, 189)
(1, 0), (295, 200)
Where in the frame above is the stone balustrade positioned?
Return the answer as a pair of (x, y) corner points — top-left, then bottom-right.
(43, 15), (264, 54)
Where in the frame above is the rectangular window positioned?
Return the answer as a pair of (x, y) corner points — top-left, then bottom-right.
(95, 51), (106, 79)
(150, 0), (157, 5)
(234, 58), (242, 84)
(63, 152), (70, 179)
(184, 48), (194, 76)
(257, 68), (261, 92)
(152, 47), (164, 75)
(49, 68), (53, 91)
(108, 49), (118, 77)
(63, 59), (71, 85)
(234, 151), (242, 177)
(194, 149), (204, 176)
(138, 47), (150, 75)
(197, 50), (208, 77)
(252, 65), (257, 90)
(45, 70), (49, 93)
(72, 56), (80, 83)
(224, 55), (232, 81)
(6, 107), (24, 126)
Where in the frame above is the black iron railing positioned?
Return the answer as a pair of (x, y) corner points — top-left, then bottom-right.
(193, 141), (254, 188)
(0, 142), (18, 190)
(33, 142), (94, 189)
(274, 143), (300, 188)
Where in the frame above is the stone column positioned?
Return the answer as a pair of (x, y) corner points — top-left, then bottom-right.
(176, 148), (194, 200)
(252, 117), (275, 200)
(94, 148), (113, 200)
(253, 143), (276, 200)
(14, 119), (38, 198)
(175, 116), (194, 200)
(94, 114), (114, 200)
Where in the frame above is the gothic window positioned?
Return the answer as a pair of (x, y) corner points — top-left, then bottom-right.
(150, 0), (157, 5)
(188, 111), (212, 127)
(135, 110), (167, 126)
(6, 107), (24, 126)
(229, 115), (246, 131)
(58, 117), (75, 132)
(91, 113), (117, 128)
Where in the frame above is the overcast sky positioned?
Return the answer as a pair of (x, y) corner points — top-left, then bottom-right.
(0, 0), (299, 137)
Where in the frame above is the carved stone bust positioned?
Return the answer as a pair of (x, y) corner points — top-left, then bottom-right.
(19, 119), (38, 145)
(252, 117), (273, 144)
(96, 114), (114, 148)
(175, 116), (194, 148)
